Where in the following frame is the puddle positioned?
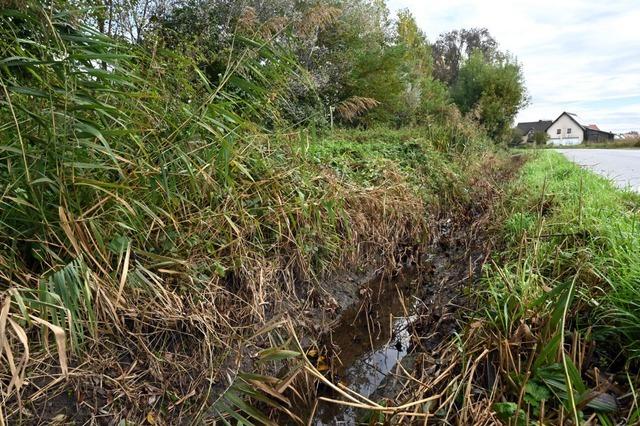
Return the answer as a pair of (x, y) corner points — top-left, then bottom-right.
(310, 270), (418, 425)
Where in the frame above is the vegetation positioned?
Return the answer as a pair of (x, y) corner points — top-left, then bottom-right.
(0, 1), (527, 423)
(451, 51), (527, 141)
(532, 130), (549, 145)
(3, 1), (638, 425)
(534, 138), (640, 149)
(459, 151), (640, 424)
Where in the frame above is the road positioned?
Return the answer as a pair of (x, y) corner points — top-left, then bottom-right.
(556, 149), (640, 192)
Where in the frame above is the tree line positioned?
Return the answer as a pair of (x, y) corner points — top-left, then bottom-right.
(76, 0), (527, 141)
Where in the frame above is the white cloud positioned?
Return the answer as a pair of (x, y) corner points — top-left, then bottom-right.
(387, 0), (640, 132)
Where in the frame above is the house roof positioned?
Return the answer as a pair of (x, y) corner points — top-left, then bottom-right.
(546, 112), (614, 136)
(516, 120), (552, 134)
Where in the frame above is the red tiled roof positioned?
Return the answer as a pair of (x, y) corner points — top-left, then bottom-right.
(587, 124), (600, 130)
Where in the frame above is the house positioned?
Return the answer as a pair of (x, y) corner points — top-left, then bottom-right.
(546, 112), (614, 146)
(515, 120), (552, 144)
(623, 131), (639, 139)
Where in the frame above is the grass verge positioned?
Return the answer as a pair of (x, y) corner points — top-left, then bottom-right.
(458, 150), (640, 424)
(529, 138), (640, 149)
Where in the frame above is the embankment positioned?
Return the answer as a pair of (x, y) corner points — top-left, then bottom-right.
(391, 150), (640, 425)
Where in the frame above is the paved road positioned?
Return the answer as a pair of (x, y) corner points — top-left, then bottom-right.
(556, 149), (640, 192)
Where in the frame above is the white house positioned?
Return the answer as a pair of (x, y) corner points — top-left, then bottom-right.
(546, 112), (614, 146)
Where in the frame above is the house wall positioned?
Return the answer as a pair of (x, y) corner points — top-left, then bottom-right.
(547, 114), (584, 145)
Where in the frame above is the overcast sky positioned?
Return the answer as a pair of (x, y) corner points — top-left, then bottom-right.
(387, 0), (640, 133)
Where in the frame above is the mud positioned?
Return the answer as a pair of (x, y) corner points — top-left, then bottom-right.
(302, 152), (517, 424)
(312, 270), (419, 425)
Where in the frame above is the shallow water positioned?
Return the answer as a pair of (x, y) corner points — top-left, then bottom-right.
(311, 271), (418, 425)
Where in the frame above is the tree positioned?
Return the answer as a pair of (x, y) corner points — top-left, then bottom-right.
(432, 28), (500, 85)
(418, 76), (452, 120)
(79, 0), (174, 41)
(393, 9), (432, 125)
(149, 3), (526, 131)
(533, 131), (548, 145)
(510, 128), (525, 146)
(451, 51), (527, 142)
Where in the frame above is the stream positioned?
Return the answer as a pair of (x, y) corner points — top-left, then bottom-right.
(310, 270), (419, 425)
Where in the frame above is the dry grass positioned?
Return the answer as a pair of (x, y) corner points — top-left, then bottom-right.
(261, 153), (523, 425)
(335, 97), (381, 122)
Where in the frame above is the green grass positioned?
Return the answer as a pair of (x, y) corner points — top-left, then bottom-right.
(307, 126), (490, 203)
(472, 150), (640, 424)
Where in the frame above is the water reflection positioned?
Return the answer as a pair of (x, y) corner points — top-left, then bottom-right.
(312, 272), (417, 425)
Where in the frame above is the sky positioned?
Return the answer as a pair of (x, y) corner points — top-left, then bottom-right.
(387, 0), (640, 133)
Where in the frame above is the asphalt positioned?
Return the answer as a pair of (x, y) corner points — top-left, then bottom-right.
(556, 149), (640, 192)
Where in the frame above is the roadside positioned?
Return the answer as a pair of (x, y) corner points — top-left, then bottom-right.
(550, 139), (640, 150)
(447, 150), (640, 424)
(299, 150), (640, 425)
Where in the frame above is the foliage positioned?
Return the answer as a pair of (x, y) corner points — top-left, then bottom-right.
(532, 130), (548, 145)
(510, 127), (525, 145)
(152, 1), (525, 131)
(0, 0), (533, 423)
(417, 76), (453, 121)
(432, 28), (500, 85)
(0, 2), (503, 423)
(452, 51), (527, 142)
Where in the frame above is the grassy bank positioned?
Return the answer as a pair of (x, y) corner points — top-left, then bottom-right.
(461, 151), (640, 424)
(0, 6), (507, 423)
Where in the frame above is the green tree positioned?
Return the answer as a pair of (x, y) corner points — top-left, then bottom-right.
(418, 76), (452, 120)
(510, 127), (525, 146)
(394, 9), (432, 125)
(533, 130), (549, 145)
(432, 28), (500, 85)
(452, 51), (527, 142)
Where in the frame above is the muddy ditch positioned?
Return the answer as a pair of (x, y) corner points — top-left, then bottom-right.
(290, 155), (523, 425)
(4, 155), (520, 425)
(299, 221), (494, 424)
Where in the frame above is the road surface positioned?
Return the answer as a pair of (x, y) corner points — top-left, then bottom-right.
(556, 149), (640, 192)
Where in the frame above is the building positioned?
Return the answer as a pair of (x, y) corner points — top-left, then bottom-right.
(623, 131), (639, 139)
(515, 120), (552, 144)
(546, 112), (614, 146)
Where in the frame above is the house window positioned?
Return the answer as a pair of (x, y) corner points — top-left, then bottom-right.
(567, 128), (572, 134)
(557, 129), (561, 135)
